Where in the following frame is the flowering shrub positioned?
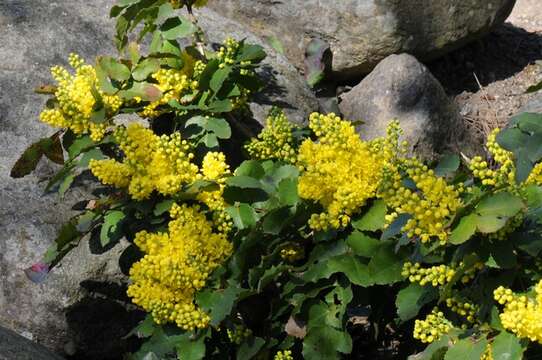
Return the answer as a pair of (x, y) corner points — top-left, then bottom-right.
(12, 0), (542, 359)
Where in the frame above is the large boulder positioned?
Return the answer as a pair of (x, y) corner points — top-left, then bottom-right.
(208, 0), (516, 78)
(0, 326), (65, 360)
(339, 54), (467, 159)
(0, 0), (315, 356)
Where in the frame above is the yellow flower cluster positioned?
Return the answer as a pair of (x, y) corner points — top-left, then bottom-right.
(274, 350), (294, 360)
(402, 262), (456, 287)
(197, 152), (233, 233)
(215, 38), (253, 106)
(402, 262), (483, 287)
(298, 113), (383, 230)
(527, 162), (542, 186)
(380, 157), (462, 245)
(481, 344), (493, 360)
(217, 38), (239, 68)
(227, 324), (252, 345)
(445, 297), (477, 323)
(494, 281), (542, 344)
(140, 61), (198, 118)
(280, 244), (304, 263)
(127, 203), (232, 331)
(413, 308), (452, 344)
(40, 53), (122, 141)
(245, 108), (298, 163)
(90, 123), (199, 200)
(469, 129), (515, 188)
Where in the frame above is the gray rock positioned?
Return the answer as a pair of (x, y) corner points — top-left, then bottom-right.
(339, 54), (466, 159)
(196, 8), (317, 126)
(520, 94), (542, 113)
(0, 0), (315, 355)
(0, 0), (128, 353)
(208, 0), (516, 77)
(0, 326), (65, 360)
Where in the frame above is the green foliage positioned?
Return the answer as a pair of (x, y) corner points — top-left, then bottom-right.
(13, 0), (542, 359)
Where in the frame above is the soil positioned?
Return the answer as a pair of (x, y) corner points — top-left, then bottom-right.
(428, 0), (542, 148)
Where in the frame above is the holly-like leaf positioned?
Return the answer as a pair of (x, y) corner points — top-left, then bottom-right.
(210, 66), (232, 93)
(449, 214), (478, 245)
(100, 210), (126, 247)
(303, 325), (352, 360)
(160, 16), (197, 40)
(98, 56), (131, 81)
(176, 333), (206, 360)
(132, 58), (160, 81)
(491, 331), (524, 360)
(434, 154), (460, 177)
(476, 192), (524, 218)
(352, 200), (387, 232)
(396, 284), (438, 321)
(368, 243), (405, 285)
(196, 285), (242, 326)
(327, 255), (372, 287)
(444, 337), (488, 360)
(120, 82), (163, 101)
(237, 336), (265, 360)
(346, 232), (381, 258)
(226, 204), (258, 230)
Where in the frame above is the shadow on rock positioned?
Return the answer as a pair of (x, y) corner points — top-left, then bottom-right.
(65, 291), (145, 360)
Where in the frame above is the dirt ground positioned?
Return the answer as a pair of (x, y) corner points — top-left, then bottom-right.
(428, 0), (542, 146)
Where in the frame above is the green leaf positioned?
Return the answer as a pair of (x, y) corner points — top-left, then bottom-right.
(476, 215), (508, 234)
(491, 332), (524, 360)
(202, 133), (219, 148)
(408, 335), (452, 360)
(381, 213), (412, 240)
(100, 210), (126, 247)
(132, 58), (160, 81)
(278, 178), (299, 206)
(303, 326), (352, 360)
(396, 284), (438, 321)
(237, 44), (266, 62)
(262, 207), (291, 235)
(526, 80), (542, 93)
(43, 133), (64, 165)
(207, 99), (233, 113)
(79, 148), (105, 168)
(10, 139), (48, 178)
(444, 337), (488, 360)
(435, 154), (460, 177)
(154, 200), (174, 216)
(235, 161), (265, 179)
(196, 285), (242, 326)
(132, 327), (182, 360)
(98, 56), (131, 81)
(226, 176), (263, 189)
(58, 172), (76, 198)
(176, 333), (206, 360)
(346, 231), (381, 258)
(120, 82), (162, 101)
(43, 219), (82, 266)
(205, 117), (231, 139)
(90, 107), (106, 123)
(226, 204), (257, 229)
(327, 255), (372, 286)
(476, 192), (524, 218)
(449, 214), (478, 245)
(68, 136), (94, 158)
(210, 66), (232, 93)
(237, 337), (265, 360)
(160, 16), (196, 40)
(352, 200), (387, 232)
(368, 243), (405, 285)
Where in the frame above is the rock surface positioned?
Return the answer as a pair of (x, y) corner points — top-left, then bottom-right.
(520, 93), (542, 113)
(0, 0), (315, 356)
(0, 326), (65, 360)
(208, 0), (516, 77)
(339, 54), (467, 159)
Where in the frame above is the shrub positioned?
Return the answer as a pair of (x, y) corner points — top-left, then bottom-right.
(12, 1), (542, 359)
